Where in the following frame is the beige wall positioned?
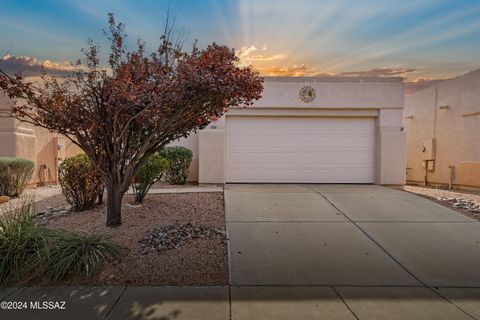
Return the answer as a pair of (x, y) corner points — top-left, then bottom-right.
(404, 69), (480, 189)
(196, 76), (405, 185)
(0, 92), (81, 185)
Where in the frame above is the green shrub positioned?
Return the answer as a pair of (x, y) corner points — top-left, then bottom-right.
(0, 199), (120, 285)
(0, 157), (35, 197)
(132, 153), (169, 203)
(58, 153), (104, 211)
(159, 146), (193, 185)
(0, 198), (49, 284)
(47, 230), (120, 282)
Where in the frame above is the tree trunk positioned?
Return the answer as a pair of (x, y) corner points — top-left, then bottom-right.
(106, 180), (124, 227)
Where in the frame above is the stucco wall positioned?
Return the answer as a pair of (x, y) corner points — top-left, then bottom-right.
(404, 69), (480, 188)
(197, 76), (405, 185)
(0, 92), (81, 185)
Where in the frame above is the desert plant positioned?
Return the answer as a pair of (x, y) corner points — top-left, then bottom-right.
(46, 230), (120, 282)
(0, 157), (35, 197)
(160, 146), (193, 185)
(58, 154), (104, 211)
(0, 198), (120, 285)
(0, 198), (49, 284)
(132, 153), (169, 204)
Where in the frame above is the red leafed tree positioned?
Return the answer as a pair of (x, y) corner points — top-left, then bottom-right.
(0, 14), (263, 226)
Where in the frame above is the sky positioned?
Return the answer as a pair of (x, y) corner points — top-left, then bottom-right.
(0, 0), (479, 92)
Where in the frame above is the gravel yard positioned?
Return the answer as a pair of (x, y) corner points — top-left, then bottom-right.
(401, 185), (480, 221)
(2, 186), (228, 286)
(0, 185), (68, 213)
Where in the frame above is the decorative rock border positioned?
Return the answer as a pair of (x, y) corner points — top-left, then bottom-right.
(36, 205), (72, 224)
(437, 197), (480, 213)
(139, 223), (228, 255)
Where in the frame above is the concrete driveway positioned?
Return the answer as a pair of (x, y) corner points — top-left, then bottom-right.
(225, 184), (480, 319)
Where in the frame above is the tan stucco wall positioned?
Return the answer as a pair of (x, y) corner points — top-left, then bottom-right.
(404, 69), (480, 189)
(195, 76), (405, 185)
(0, 92), (81, 185)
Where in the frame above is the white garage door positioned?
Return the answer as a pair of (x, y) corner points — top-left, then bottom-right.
(226, 116), (375, 183)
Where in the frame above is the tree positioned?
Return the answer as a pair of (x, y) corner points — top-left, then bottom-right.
(0, 13), (263, 227)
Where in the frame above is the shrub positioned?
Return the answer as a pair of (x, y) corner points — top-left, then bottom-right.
(0, 157), (35, 197)
(0, 198), (49, 284)
(132, 153), (169, 203)
(47, 230), (120, 282)
(0, 199), (120, 285)
(58, 153), (104, 211)
(159, 146), (193, 185)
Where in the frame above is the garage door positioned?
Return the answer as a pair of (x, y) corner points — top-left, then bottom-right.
(226, 116), (375, 183)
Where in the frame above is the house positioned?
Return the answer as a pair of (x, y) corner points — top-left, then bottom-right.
(404, 69), (480, 189)
(181, 76), (405, 185)
(0, 92), (81, 185)
(0, 76), (406, 186)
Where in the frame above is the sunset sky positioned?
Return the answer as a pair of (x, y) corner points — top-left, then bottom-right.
(0, 0), (479, 92)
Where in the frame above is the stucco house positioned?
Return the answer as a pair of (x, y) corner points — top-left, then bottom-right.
(0, 92), (81, 185)
(176, 76), (406, 185)
(404, 69), (480, 189)
(0, 76), (406, 186)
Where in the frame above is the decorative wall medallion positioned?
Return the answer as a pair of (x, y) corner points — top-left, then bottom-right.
(299, 85), (316, 103)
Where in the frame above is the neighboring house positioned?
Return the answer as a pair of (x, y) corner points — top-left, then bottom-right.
(404, 69), (480, 190)
(0, 76), (406, 186)
(0, 92), (82, 185)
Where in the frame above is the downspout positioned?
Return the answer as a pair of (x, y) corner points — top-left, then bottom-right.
(424, 87), (439, 187)
(424, 161), (428, 187)
(448, 165), (455, 190)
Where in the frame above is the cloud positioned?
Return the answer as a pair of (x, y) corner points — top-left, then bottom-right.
(0, 54), (77, 76)
(405, 78), (450, 93)
(339, 67), (417, 77)
(236, 46), (286, 67)
(259, 64), (311, 76)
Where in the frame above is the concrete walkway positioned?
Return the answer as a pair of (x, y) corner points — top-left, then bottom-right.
(2, 184), (480, 319)
(127, 185), (224, 194)
(2, 285), (480, 320)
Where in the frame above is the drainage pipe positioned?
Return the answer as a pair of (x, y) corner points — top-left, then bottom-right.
(448, 165), (455, 190)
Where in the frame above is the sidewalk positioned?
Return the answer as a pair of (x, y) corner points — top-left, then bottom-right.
(2, 285), (479, 320)
(127, 185), (224, 195)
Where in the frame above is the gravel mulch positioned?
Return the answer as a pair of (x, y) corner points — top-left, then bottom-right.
(401, 185), (480, 221)
(43, 191), (228, 286)
(0, 185), (69, 214)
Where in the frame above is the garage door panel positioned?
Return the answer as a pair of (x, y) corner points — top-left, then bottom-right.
(316, 136), (337, 149)
(263, 136), (282, 148)
(282, 152), (299, 165)
(244, 152), (263, 164)
(226, 117), (375, 183)
(264, 170), (282, 181)
(355, 136), (375, 150)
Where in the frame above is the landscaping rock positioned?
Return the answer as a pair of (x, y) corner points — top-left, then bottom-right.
(35, 205), (72, 224)
(139, 223), (228, 254)
(437, 197), (480, 213)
